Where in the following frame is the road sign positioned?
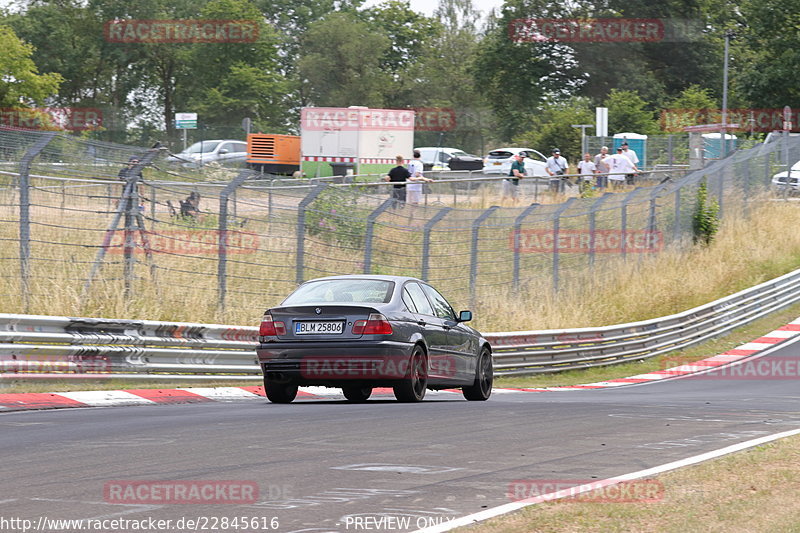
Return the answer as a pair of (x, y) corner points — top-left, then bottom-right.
(783, 106), (792, 131)
(175, 112), (197, 129)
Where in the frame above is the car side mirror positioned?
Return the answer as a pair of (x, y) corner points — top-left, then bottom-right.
(458, 310), (472, 323)
(219, 149), (229, 154)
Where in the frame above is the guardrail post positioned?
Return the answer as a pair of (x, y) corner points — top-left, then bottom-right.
(588, 193), (613, 268)
(363, 197), (395, 274)
(470, 205), (500, 306)
(18, 131), (57, 313)
(512, 203), (539, 288)
(295, 184), (328, 285)
(218, 170), (255, 312)
(421, 207), (452, 281)
(552, 198), (576, 292)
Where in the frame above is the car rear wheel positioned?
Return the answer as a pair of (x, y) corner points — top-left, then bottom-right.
(264, 376), (298, 404)
(463, 347), (493, 401)
(342, 386), (372, 402)
(393, 346), (428, 402)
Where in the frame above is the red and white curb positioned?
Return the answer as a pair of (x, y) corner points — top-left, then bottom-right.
(2, 318), (799, 413)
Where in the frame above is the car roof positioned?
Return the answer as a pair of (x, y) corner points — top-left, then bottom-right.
(302, 274), (425, 284)
(415, 147), (461, 152)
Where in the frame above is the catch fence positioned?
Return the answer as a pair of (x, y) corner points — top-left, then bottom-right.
(1, 127), (799, 321)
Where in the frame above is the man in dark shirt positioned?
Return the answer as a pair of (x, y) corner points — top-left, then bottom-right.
(383, 154), (410, 207)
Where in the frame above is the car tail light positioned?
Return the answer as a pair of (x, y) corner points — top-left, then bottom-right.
(259, 313), (285, 336)
(352, 313), (393, 335)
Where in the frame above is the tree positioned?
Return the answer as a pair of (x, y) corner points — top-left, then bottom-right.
(472, 0), (581, 141)
(660, 85), (719, 132)
(184, 0), (288, 136)
(513, 97), (594, 162)
(0, 25), (62, 107)
(604, 89), (659, 135)
(297, 12), (391, 108)
(736, 0), (800, 110)
(362, 1), (441, 107)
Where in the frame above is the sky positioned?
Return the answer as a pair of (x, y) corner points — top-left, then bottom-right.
(361, 0), (504, 17)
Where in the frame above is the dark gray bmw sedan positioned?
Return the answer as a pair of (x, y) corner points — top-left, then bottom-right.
(256, 275), (492, 403)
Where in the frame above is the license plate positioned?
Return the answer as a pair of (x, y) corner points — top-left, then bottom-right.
(493, 161), (502, 165)
(295, 321), (344, 335)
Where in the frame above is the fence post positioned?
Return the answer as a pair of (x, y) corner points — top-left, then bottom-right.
(552, 198), (576, 292)
(18, 131), (57, 312)
(512, 203), (539, 288)
(218, 170), (254, 311)
(363, 198), (395, 274)
(122, 180), (137, 300)
(295, 183), (329, 285)
(470, 205), (500, 306)
(421, 207), (452, 281)
(619, 189), (639, 259)
(588, 193), (613, 268)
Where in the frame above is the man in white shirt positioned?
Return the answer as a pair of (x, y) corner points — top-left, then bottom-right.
(620, 142), (639, 184)
(546, 148), (569, 192)
(576, 153), (597, 189)
(406, 150), (431, 205)
(606, 147), (637, 188)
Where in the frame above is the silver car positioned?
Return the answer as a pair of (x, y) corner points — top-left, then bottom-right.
(166, 139), (248, 168)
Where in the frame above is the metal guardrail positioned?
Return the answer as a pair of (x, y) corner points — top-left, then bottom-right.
(2, 267), (800, 380)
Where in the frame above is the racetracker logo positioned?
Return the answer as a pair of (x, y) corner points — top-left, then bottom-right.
(665, 356), (800, 380)
(509, 18), (702, 43)
(104, 230), (259, 255)
(300, 356), (457, 380)
(509, 229), (663, 254)
(0, 107), (102, 131)
(661, 108), (800, 133)
(104, 19), (259, 43)
(413, 108), (456, 132)
(508, 479), (664, 503)
(104, 480), (258, 504)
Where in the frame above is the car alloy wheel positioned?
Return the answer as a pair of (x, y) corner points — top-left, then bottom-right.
(393, 346), (427, 402)
(463, 347), (493, 401)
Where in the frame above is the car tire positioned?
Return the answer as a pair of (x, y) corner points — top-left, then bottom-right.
(393, 346), (427, 402)
(264, 376), (298, 404)
(462, 347), (493, 401)
(342, 386), (373, 402)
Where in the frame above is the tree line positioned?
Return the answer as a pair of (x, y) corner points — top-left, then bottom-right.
(0, 0), (796, 157)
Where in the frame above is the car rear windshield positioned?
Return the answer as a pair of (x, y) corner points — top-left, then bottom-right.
(283, 279), (395, 305)
(488, 151), (513, 159)
(185, 141), (221, 154)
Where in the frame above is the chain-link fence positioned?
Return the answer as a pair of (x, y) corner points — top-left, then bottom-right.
(2, 126), (799, 322)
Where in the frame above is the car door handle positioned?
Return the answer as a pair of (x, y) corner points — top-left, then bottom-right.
(417, 320), (426, 326)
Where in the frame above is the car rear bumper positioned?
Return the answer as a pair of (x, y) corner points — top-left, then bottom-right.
(257, 340), (416, 385)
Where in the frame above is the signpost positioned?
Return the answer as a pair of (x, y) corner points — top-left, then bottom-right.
(175, 112), (197, 150)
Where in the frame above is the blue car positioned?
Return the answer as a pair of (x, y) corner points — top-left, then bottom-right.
(256, 275), (493, 403)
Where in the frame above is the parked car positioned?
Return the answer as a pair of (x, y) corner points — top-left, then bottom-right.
(483, 147), (548, 176)
(166, 139), (248, 168)
(771, 160), (800, 193)
(256, 275), (493, 404)
(416, 147), (484, 171)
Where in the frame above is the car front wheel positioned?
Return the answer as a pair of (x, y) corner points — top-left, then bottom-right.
(393, 346), (427, 402)
(463, 347), (493, 401)
(264, 376), (298, 404)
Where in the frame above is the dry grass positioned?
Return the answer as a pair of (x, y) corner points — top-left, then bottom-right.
(470, 434), (800, 533)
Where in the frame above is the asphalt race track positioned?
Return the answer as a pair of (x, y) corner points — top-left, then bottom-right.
(2, 338), (800, 533)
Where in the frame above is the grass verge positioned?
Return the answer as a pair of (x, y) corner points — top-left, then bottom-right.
(469, 433), (800, 533)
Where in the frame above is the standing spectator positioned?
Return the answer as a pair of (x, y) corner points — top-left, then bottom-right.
(606, 147), (636, 189)
(383, 155), (410, 207)
(594, 146), (610, 190)
(545, 148), (569, 192)
(117, 156), (144, 210)
(576, 153), (597, 189)
(406, 150), (432, 205)
(503, 152), (526, 203)
(620, 142), (639, 185)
